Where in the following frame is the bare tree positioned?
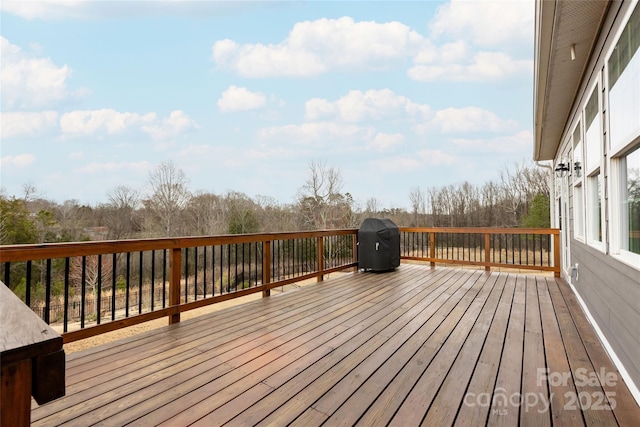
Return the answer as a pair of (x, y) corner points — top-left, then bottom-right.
(106, 185), (141, 239)
(185, 191), (225, 236)
(146, 161), (191, 236)
(22, 182), (40, 202)
(365, 197), (382, 218)
(297, 161), (353, 230)
(408, 187), (426, 226)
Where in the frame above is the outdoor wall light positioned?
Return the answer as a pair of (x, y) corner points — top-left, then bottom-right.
(555, 161), (570, 178)
(574, 161), (582, 178)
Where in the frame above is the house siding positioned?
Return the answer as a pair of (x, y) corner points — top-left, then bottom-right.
(550, 0), (640, 398)
(570, 240), (640, 387)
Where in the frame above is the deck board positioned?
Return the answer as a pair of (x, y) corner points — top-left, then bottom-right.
(31, 264), (640, 426)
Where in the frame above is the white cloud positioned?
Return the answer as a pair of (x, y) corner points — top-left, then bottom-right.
(0, 0), (258, 20)
(258, 121), (372, 146)
(429, 0), (534, 48)
(217, 86), (266, 113)
(1, 1), (90, 20)
(0, 153), (36, 167)
(60, 109), (156, 137)
(258, 120), (403, 154)
(0, 111), (58, 138)
(416, 149), (457, 165)
(370, 156), (422, 173)
(212, 17), (425, 77)
(1, 37), (78, 108)
(76, 160), (153, 174)
(370, 133), (404, 152)
(409, 51), (532, 82)
(142, 110), (199, 139)
(59, 109), (198, 139)
(305, 89), (431, 122)
(416, 107), (518, 134)
(451, 130), (532, 153)
(370, 149), (456, 173)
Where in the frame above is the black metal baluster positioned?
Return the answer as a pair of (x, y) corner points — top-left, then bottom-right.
(125, 252), (131, 317)
(226, 244), (231, 293)
(45, 259), (51, 324)
(139, 251), (143, 313)
(203, 246), (207, 298)
(81, 256), (86, 328)
(214, 245), (218, 294)
(97, 254), (102, 324)
(194, 247), (199, 301)
(112, 253), (117, 320)
(151, 250), (156, 311)
(25, 260), (32, 308)
(64, 258), (70, 332)
(184, 248), (189, 303)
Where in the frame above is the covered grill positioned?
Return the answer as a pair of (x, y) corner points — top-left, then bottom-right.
(357, 218), (400, 272)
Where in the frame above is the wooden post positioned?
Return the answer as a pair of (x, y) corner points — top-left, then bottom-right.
(169, 248), (181, 324)
(429, 232), (436, 267)
(1, 360), (31, 427)
(262, 240), (271, 297)
(553, 231), (561, 277)
(352, 233), (358, 271)
(1, 281), (65, 427)
(484, 233), (491, 272)
(317, 236), (324, 282)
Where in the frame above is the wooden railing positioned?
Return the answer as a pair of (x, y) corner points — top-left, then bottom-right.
(399, 227), (560, 276)
(0, 230), (358, 343)
(0, 226), (558, 423)
(0, 227), (559, 345)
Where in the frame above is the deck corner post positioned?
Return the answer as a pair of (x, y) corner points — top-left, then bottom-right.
(352, 233), (358, 272)
(429, 232), (436, 267)
(484, 232), (491, 272)
(553, 231), (561, 277)
(262, 240), (271, 297)
(317, 236), (324, 282)
(169, 247), (181, 324)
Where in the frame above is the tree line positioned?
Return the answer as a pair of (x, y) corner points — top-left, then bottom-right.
(0, 160), (550, 246)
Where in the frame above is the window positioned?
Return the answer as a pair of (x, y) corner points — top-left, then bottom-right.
(584, 87), (601, 173)
(574, 183), (584, 239)
(573, 123), (583, 180)
(608, 3), (640, 89)
(573, 123), (584, 239)
(608, 3), (640, 154)
(585, 90), (598, 128)
(588, 172), (603, 244)
(620, 146), (640, 256)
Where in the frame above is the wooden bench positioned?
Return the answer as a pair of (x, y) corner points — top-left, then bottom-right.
(1, 281), (65, 427)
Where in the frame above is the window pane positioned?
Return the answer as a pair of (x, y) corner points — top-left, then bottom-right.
(624, 147), (640, 254)
(609, 3), (640, 88)
(574, 184), (584, 237)
(585, 90), (598, 128)
(589, 173), (602, 242)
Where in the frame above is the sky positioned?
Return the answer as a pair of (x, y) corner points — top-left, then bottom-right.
(0, 0), (535, 210)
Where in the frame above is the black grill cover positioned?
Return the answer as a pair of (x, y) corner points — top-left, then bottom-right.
(358, 218), (400, 272)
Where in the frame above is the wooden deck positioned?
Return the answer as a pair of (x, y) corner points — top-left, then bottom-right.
(31, 264), (640, 426)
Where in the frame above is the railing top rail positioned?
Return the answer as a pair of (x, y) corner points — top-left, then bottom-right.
(0, 229), (358, 263)
(399, 227), (560, 235)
